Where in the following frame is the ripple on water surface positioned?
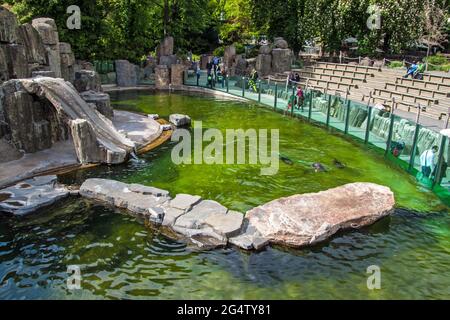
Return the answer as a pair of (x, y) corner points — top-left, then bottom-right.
(0, 92), (449, 299)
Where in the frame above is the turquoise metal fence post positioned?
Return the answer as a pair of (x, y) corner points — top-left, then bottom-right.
(408, 108), (422, 172)
(258, 80), (261, 103)
(291, 85), (295, 117)
(326, 95), (332, 127)
(274, 84), (278, 110)
(196, 71), (199, 86)
(432, 136), (447, 188)
(344, 100), (351, 134)
(408, 123), (421, 172)
(384, 112), (396, 157)
(226, 75), (229, 93)
(308, 91), (313, 121)
(242, 77), (245, 97)
(364, 106), (372, 144)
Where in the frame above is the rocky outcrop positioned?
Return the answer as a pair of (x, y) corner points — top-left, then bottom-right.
(157, 36), (178, 68)
(271, 48), (293, 73)
(256, 54), (272, 77)
(171, 64), (185, 86)
(59, 42), (75, 82)
(73, 70), (102, 92)
(77, 179), (395, 250)
(230, 183), (395, 249)
(1, 77), (134, 164)
(115, 60), (138, 87)
(80, 91), (113, 119)
(79, 179), (244, 248)
(0, 175), (69, 215)
(169, 114), (191, 127)
(31, 18), (61, 78)
(155, 65), (170, 89)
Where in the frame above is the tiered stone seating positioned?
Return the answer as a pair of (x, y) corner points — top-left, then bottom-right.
(395, 77), (450, 92)
(293, 62), (449, 123)
(385, 82), (449, 99)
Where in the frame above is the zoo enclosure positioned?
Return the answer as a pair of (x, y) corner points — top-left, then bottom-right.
(184, 70), (450, 206)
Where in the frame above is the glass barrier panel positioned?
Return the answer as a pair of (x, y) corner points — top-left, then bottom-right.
(346, 100), (368, 141)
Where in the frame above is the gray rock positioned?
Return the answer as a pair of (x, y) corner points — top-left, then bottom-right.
(274, 38), (289, 49)
(0, 175), (69, 216)
(32, 18), (61, 78)
(169, 114), (191, 127)
(256, 54), (272, 77)
(245, 182), (395, 248)
(148, 114), (159, 120)
(170, 194), (201, 211)
(129, 184), (169, 197)
(18, 23), (47, 65)
(0, 7), (19, 44)
(171, 64), (185, 86)
(73, 70), (102, 93)
(175, 200), (228, 229)
(1, 77), (134, 164)
(155, 65), (170, 89)
(2, 44), (30, 79)
(259, 45), (272, 55)
(271, 48), (293, 73)
(115, 60), (138, 87)
(80, 91), (113, 120)
(157, 36), (174, 57)
(79, 179), (170, 223)
(228, 221), (269, 250)
(32, 70), (55, 78)
(162, 207), (185, 226)
(159, 55), (178, 68)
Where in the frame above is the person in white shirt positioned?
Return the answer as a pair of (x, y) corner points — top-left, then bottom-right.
(420, 146), (439, 178)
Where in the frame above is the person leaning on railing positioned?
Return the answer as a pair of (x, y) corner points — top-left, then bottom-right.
(420, 146), (439, 178)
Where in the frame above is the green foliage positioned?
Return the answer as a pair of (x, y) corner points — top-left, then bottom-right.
(387, 61), (405, 69)
(3, 0), (449, 62)
(213, 46), (225, 57)
(425, 53), (449, 65)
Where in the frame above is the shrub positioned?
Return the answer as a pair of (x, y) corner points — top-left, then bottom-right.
(234, 43), (245, 55)
(387, 60), (404, 69)
(425, 53), (448, 66)
(213, 46), (225, 57)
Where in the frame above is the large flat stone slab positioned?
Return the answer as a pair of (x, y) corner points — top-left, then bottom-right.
(78, 179), (245, 248)
(0, 175), (69, 216)
(239, 182), (395, 248)
(80, 178), (170, 223)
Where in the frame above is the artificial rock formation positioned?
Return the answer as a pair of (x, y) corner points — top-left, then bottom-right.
(0, 77), (134, 164)
(0, 175), (69, 215)
(115, 60), (138, 87)
(155, 65), (170, 89)
(77, 179), (395, 250)
(59, 42), (76, 82)
(73, 70), (103, 92)
(80, 91), (113, 119)
(31, 18), (61, 78)
(230, 183), (395, 249)
(255, 37), (293, 76)
(79, 178), (244, 248)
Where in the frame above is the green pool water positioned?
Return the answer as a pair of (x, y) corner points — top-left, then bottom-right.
(0, 92), (448, 300)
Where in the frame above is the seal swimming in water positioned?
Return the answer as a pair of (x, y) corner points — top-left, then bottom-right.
(279, 154), (294, 165)
(333, 159), (346, 169)
(312, 162), (326, 172)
